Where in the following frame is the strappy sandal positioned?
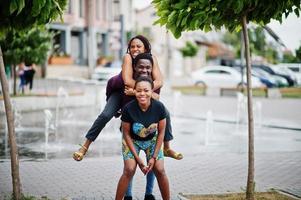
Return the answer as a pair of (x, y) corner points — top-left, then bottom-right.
(163, 149), (183, 160)
(73, 144), (88, 161)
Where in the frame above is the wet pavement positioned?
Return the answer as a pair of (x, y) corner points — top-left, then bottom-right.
(0, 78), (301, 199)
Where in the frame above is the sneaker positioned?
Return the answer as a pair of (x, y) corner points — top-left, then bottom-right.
(124, 196), (132, 200)
(144, 194), (156, 200)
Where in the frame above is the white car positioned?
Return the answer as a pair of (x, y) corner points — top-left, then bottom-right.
(91, 61), (122, 81)
(191, 65), (264, 88)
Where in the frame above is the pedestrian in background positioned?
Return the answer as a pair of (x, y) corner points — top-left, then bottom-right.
(17, 62), (26, 94)
(24, 63), (36, 93)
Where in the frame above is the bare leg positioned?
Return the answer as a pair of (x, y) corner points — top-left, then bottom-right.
(73, 92), (122, 161)
(73, 139), (93, 161)
(115, 159), (137, 200)
(163, 109), (183, 160)
(153, 160), (170, 200)
(163, 141), (183, 160)
(82, 139), (92, 150)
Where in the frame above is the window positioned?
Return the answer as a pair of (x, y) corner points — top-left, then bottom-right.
(205, 70), (220, 74)
(205, 70), (230, 75)
(220, 70), (231, 75)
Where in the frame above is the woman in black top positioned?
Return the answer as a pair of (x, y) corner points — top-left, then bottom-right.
(115, 76), (170, 200)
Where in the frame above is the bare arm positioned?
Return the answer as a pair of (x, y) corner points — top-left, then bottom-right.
(146, 118), (166, 173)
(122, 54), (135, 88)
(152, 55), (163, 91)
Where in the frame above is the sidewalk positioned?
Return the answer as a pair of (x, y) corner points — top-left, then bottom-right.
(1, 78), (301, 199)
(1, 78), (301, 130)
(0, 152), (300, 200)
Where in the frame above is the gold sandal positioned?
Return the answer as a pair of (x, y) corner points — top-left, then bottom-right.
(73, 144), (88, 161)
(163, 149), (183, 160)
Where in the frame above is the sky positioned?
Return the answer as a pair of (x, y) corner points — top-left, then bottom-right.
(133, 0), (301, 52)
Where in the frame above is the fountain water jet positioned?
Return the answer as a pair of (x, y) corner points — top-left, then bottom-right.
(205, 110), (214, 146)
(55, 87), (69, 140)
(172, 91), (182, 117)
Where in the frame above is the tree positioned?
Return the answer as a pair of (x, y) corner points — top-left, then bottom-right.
(0, 27), (53, 95)
(295, 43), (301, 62)
(180, 41), (198, 57)
(282, 51), (297, 63)
(152, 0), (301, 199)
(249, 27), (266, 55)
(180, 41), (198, 74)
(222, 31), (241, 58)
(0, 1), (67, 199)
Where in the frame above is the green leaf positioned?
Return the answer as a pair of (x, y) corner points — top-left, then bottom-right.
(173, 28), (182, 39)
(181, 13), (189, 26)
(235, 0), (243, 14)
(9, 0), (18, 14)
(176, 11), (185, 27)
(32, 0), (46, 17)
(16, 0), (25, 15)
(174, 1), (186, 9)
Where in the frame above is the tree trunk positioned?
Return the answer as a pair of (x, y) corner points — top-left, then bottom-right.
(41, 61), (47, 78)
(0, 46), (22, 200)
(242, 15), (255, 200)
(13, 64), (17, 95)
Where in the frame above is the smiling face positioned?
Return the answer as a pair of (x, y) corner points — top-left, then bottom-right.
(134, 59), (152, 79)
(135, 81), (152, 106)
(129, 38), (146, 58)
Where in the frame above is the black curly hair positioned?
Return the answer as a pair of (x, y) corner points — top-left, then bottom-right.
(134, 76), (154, 89)
(133, 53), (154, 68)
(126, 35), (152, 55)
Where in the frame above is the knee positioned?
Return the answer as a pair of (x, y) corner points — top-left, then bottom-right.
(153, 166), (167, 179)
(99, 112), (112, 122)
(123, 166), (136, 178)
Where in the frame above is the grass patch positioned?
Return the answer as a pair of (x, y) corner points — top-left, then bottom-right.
(181, 191), (297, 200)
(172, 86), (206, 95)
(172, 85), (301, 98)
(280, 87), (301, 98)
(3, 194), (51, 200)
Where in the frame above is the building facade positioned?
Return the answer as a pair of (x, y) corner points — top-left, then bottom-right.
(49, 0), (134, 68)
(135, 5), (209, 79)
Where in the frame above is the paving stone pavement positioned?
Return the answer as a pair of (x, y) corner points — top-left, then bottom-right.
(1, 152), (301, 200)
(1, 79), (301, 199)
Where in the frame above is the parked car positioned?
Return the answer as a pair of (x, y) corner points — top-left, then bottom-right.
(91, 60), (122, 81)
(252, 68), (288, 88)
(191, 65), (264, 88)
(272, 65), (301, 86)
(281, 63), (301, 73)
(233, 66), (277, 88)
(252, 65), (295, 86)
